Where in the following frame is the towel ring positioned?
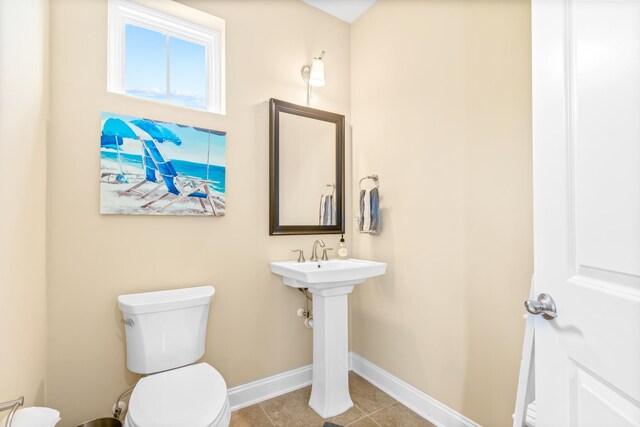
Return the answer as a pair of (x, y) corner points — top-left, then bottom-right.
(359, 174), (379, 189)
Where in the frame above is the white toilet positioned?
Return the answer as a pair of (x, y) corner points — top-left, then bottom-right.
(118, 286), (231, 427)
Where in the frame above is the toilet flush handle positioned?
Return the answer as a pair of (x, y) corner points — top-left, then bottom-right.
(121, 318), (134, 327)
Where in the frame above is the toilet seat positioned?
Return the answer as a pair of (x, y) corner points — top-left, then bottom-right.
(125, 363), (230, 427)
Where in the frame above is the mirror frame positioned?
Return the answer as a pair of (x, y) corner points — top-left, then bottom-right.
(269, 98), (345, 235)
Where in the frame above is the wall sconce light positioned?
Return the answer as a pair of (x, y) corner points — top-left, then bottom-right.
(301, 51), (325, 105)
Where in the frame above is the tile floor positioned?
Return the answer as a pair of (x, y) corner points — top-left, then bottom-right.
(229, 372), (436, 427)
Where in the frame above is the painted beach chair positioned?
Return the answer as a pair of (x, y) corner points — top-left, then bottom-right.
(139, 139), (220, 214)
(123, 144), (164, 199)
(123, 118), (176, 199)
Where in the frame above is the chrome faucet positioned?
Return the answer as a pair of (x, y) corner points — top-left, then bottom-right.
(310, 239), (325, 262)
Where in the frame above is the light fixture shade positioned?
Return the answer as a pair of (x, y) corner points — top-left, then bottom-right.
(309, 58), (325, 87)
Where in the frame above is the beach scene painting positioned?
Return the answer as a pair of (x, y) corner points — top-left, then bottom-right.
(100, 112), (226, 216)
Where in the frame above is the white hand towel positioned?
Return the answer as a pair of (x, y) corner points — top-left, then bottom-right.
(318, 195), (326, 225)
(1, 407), (61, 427)
(362, 189), (371, 231)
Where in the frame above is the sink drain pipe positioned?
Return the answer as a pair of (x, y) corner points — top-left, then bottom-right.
(298, 288), (313, 328)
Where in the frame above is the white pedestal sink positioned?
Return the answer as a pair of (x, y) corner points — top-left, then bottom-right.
(270, 258), (387, 418)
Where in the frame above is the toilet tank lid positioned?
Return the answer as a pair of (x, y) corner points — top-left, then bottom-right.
(118, 286), (215, 314)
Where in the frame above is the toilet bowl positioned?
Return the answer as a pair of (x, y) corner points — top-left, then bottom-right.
(124, 364), (230, 427)
(118, 286), (230, 427)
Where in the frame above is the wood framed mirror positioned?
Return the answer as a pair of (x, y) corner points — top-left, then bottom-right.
(269, 98), (345, 235)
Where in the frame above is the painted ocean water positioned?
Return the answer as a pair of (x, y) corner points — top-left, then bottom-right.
(101, 150), (226, 193)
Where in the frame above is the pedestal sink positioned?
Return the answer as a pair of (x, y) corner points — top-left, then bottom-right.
(269, 258), (387, 418)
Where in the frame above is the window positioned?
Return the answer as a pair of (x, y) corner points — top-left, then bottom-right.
(108, 0), (225, 114)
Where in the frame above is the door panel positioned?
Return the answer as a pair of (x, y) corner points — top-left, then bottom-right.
(574, 2), (640, 276)
(532, 0), (640, 425)
(575, 365), (640, 427)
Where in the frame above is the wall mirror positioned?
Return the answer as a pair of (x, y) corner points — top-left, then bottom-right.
(269, 98), (345, 235)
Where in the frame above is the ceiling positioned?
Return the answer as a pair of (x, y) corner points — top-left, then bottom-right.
(302, 0), (378, 24)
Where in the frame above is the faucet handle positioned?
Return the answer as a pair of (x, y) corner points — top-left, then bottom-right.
(321, 248), (334, 261)
(291, 249), (305, 263)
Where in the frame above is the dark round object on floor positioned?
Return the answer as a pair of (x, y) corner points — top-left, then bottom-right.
(76, 417), (122, 427)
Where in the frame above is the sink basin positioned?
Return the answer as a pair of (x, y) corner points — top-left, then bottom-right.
(270, 257), (387, 418)
(269, 258), (387, 290)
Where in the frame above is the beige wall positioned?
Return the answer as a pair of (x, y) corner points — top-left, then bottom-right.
(46, 0), (350, 425)
(350, 1), (532, 426)
(0, 0), (49, 408)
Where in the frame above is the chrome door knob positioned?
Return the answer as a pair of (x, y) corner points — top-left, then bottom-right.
(524, 293), (557, 320)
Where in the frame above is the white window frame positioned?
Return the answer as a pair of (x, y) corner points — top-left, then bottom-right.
(107, 0), (225, 114)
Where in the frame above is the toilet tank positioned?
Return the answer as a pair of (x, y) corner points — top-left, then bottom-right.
(118, 286), (215, 374)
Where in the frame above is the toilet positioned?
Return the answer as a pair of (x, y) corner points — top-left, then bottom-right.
(118, 286), (230, 427)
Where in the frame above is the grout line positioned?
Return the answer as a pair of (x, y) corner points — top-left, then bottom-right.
(257, 401), (277, 426)
(345, 409), (370, 426)
(366, 415), (382, 426)
(354, 404), (367, 415)
(365, 401), (398, 418)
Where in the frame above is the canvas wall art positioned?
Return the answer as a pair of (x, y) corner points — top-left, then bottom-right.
(100, 112), (226, 216)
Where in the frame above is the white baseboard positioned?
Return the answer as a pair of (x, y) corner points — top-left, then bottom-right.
(227, 364), (312, 411)
(227, 353), (480, 427)
(349, 352), (481, 427)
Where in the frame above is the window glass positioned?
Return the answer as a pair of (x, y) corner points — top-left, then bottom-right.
(169, 36), (207, 110)
(124, 24), (167, 103)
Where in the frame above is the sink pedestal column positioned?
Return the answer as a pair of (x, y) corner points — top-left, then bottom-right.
(307, 284), (356, 418)
(271, 259), (387, 418)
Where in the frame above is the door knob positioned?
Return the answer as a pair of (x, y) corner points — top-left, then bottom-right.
(524, 293), (557, 320)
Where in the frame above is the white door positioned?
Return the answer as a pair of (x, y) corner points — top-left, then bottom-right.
(532, 0), (640, 426)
